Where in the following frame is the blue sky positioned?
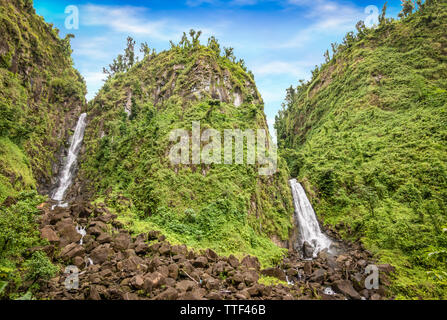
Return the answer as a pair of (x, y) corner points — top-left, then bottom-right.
(34, 0), (403, 132)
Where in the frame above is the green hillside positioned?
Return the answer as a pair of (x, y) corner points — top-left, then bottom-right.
(79, 34), (294, 267)
(0, 0), (86, 298)
(275, 0), (447, 299)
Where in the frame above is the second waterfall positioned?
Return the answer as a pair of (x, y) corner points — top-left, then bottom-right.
(289, 179), (333, 258)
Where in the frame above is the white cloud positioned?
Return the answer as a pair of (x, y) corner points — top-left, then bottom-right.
(252, 60), (313, 77)
(278, 0), (363, 48)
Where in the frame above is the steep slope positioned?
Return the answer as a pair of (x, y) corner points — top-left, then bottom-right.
(0, 0), (86, 298)
(0, 0), (86, 202)
(78, 36), (294, 266)
(275, 1), (447, 298)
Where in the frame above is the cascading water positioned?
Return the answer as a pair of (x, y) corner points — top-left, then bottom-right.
(289, 179), (332, 258)
(51, 113), (87, 206)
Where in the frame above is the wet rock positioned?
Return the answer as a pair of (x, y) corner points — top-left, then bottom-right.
(304, 261), (312, 275)
(302, 241), (314, 259)
(73, 256), (85, 269)
(58, 223), (82, 246)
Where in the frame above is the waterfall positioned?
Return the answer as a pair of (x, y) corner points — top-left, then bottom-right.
(289, 179), (332, 258)
(52, 113), (87, 203)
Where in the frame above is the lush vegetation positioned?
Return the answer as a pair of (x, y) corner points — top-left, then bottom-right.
(0, 0), (85, 299)
(275, 0), (447, 299)
(80, 32), (294, 267)
(0, 0), (86, 203)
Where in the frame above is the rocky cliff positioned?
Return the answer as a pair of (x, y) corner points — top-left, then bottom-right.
(76, 35), (294, 267)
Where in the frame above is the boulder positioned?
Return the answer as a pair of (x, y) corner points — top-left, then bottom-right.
(90, 244), (113, 265)
(241, 255), (260, 270)
(228, 255), (240, 268)
(143, 272), (165, 291)
(96, 233), (112, 244)
(113, 232), (131, 251)
(175, 280), (197, 292)
(40, 226), (59, 243)
(309, 268), (327, 283)
(261, 268), (287, 281)
(302, 241), (314, 259)
(158, 242), (171, 255)
(333, 280), (361, 300)
(60, 243), (85, 260)
(193, 256), (208, 268)
(155, 287), (178, 300)
(168, 263), (179, 279)
(130, 275), (144, 289)
(87, 221), (108, 236)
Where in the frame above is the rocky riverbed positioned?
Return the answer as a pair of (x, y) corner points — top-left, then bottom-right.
(33, 201), (394, 300)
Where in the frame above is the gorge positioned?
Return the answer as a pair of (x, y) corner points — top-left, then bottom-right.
(0, 0), (446, 301)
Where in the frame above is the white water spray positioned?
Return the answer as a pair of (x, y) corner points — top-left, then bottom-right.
(76, 225), (87, 245)
(289, 179), (332, 258)
(51, 113), (87, 204)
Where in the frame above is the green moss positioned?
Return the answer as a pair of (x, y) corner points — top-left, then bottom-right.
(276, 1), (447, 299)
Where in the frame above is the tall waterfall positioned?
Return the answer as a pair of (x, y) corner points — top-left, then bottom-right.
(289, 179), (332, 258)
(52, 113), (87, 203)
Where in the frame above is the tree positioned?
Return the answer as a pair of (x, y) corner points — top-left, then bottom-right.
(124, 36), (136, 68)
(323, 49), (330, 63)
(207, 36), (221, 57)
(224, 47), (235, 62)
(189, 29), (202, 48)
(379, 2), (388, 25)
(103, 36), (137, 79)
(399, 0), (415, 18)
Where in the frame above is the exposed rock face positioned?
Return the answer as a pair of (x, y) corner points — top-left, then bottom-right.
(35, 201), (391, 301)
